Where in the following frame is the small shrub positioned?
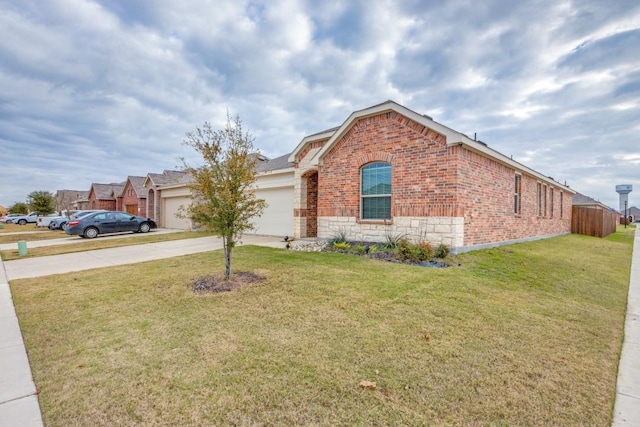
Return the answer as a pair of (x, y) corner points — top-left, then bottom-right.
(434, 243), (450, 259)
(351, 244), (366, 254)
(332, 241), (351, 251)
(381, 233), (406, 250)
(417, 241), (433, 259)
(327, 228), (348, 245)
(393, 238), (417, 262)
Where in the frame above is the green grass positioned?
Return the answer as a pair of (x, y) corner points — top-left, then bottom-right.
(0, 231), (214, 261)
(10, 229), (634, 426)
(0, 223), (52, 240)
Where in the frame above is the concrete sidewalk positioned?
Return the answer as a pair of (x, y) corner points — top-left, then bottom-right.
(613, 226), (640, 426)
(0, 261), (43, 426)
(0, 234), (286, 426)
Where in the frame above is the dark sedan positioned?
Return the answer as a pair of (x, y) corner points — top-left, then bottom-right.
(65, 211), (157, 239)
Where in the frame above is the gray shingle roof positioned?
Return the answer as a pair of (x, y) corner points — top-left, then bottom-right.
(256, 153), (293, 173)
(91, 183), (125, 200)
(572, 192), (610, 208)
(146, 170), (188, 186)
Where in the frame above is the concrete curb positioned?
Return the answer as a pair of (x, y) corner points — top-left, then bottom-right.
(612, 227), (640, 426)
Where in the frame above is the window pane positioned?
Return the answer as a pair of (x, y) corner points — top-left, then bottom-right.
(362, 196), (391, 220)
(362, 162), (391, 196)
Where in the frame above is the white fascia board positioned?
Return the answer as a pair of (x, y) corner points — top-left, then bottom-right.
(257, 167), (295, 177)
(157, 181), (192, 191)
(287, 130), (337, 163)
(252, 183), (295, 191)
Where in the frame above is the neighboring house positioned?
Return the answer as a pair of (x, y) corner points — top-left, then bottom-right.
(571, 192), (617, 237)
(572, 193), (611, 210)
(154, 100), (576, 253)
(120, 176), (147, 216)
(627, 206), (639, 223)
(87, 183), (125, 211)
(143, 170), (191, 229)
(55, 190), (89, 213)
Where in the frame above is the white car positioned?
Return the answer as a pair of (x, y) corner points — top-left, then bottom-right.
(0, 214), (23, 223)
(37, 212), (64, 228)
(9, 212), (39, 225)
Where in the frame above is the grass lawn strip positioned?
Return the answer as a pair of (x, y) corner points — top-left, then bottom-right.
(0, 231), (213, 261)
(10, 228), (634, 426)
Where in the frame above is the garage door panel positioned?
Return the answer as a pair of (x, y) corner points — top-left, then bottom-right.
(163, 197), (192, 229)
(251, 187), (293, 236)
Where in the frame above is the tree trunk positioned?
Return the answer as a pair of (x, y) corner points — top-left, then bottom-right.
(223, 237), (233, 280)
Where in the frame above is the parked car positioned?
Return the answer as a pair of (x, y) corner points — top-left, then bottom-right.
(65, 211), (157, 238)
(49, 210), (104, 230)
(0, 213), (23, 223)
(10, 212), (39, 226)
(37, 212), (63, 228)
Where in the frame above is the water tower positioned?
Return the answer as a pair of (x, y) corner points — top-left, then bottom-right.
(616, 184), (633, 213)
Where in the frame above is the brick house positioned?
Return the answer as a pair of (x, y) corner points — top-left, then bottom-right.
(287, 100), (575, 252)
(153, 100), (575, 252)
(55, 190), (89, 212)
(120, 176), (147, 216)
(87, 183), (124, 210)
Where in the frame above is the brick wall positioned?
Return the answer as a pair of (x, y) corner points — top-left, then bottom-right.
(455, 146), (571, 246)
(306, 172), (318, 237)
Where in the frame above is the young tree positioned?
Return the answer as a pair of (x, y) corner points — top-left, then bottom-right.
(9, 202), (29, 214)
(27, 190), (55, 214)
(182, 113), (266, 280)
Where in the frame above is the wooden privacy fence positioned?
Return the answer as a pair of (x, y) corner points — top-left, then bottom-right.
(571, 206), (618, 238)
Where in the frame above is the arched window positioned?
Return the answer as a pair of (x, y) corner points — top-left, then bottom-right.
(361, 162), (391, 220)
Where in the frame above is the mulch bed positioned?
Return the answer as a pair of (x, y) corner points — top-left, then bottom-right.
(190, 272), (266, 294)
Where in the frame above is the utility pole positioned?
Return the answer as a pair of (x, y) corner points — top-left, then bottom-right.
(625, 200), (628, 228)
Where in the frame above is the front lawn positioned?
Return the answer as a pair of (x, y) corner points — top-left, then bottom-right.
(11, 229), (634, 426)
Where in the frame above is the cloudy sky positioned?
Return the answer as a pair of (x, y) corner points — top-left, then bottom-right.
(1, 0), (639, 210)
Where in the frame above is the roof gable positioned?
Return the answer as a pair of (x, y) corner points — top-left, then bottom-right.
(121, 176), (147, 197)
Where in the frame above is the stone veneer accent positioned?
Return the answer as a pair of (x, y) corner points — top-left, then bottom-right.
(318, 216), (464, 248)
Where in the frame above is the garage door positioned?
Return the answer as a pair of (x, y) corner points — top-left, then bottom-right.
(162, 197), (192, 229)
(250, 187), (294, 237)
